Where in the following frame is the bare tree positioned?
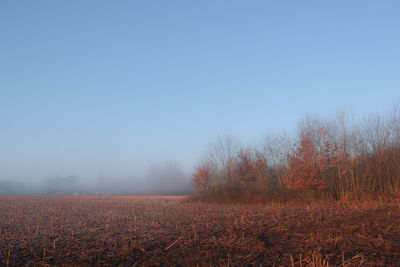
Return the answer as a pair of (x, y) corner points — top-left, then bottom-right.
(258, 131), (293, 190)
(204, 135), (241, 186)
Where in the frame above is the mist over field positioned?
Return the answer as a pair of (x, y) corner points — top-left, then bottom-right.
(0, 161), (192, 195)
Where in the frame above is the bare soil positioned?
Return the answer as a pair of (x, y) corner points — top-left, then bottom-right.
(0, 196), (399, 266)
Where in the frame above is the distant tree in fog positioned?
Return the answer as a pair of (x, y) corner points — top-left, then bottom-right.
(0, 181), (26, 195)
(43, 174), (79, 194)
(144, 161), (191, 194)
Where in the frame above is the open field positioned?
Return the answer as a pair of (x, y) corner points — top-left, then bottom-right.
(0, 196), (399, 266)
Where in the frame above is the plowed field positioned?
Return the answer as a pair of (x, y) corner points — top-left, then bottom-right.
(0, 196), (399, 266)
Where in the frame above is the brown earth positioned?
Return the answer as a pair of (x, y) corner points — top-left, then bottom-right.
(0, 196), (399, 266)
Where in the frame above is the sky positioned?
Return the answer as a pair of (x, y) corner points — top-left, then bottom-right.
(1, 1), (400, 183)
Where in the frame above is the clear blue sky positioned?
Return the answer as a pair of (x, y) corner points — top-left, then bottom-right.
(1, 1), (400, 182)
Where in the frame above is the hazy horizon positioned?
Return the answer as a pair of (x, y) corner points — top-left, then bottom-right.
(1, 1), (400, 187)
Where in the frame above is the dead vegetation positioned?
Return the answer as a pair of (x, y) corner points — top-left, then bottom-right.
(0, 196), (399, 266)
(193, 108), (400, 202)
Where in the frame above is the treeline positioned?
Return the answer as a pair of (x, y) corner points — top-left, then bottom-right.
(192, 107), (400, 201)
(0, 175), (83, 195)
(0, 181), (26, 195)
(0, 161), (192, 196)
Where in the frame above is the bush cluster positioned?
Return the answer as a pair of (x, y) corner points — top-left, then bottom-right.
(192, 107), (400, 201)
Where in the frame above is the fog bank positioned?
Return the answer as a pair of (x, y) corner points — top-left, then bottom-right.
(0, 161), (193, 196)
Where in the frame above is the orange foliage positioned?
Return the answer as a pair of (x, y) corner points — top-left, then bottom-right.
(287, 127), (329, 191)
(235, 149), (256, 184)
(192, 165), (211, 189)
(235, 149), (271, 188)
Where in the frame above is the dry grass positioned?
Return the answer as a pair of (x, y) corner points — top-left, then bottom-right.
(0, 196), (399, 266)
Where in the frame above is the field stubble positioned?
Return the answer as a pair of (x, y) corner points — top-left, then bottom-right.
(0, 196), (399, 266)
